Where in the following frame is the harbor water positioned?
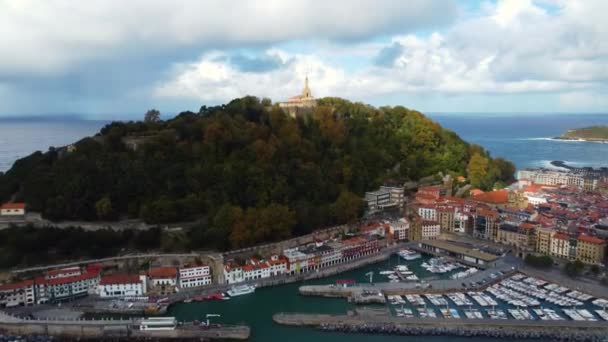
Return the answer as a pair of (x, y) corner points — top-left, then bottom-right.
(168, 255), (538, 342)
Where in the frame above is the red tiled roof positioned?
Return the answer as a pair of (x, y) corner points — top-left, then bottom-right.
(180, 265), (208, 271)
(0, 279), (34, 291)
(519, 222), (537, 230)
(553, 232), (569, 241)
(242, 265), (255, 272)
(148, 267), (177, 278)
(578, 234), (606, 245)
(45, 271), (99, 286)
(472, 190), (509, 204)
(342, 236), (367, 246)
(470, 188), (485, 196)
(99, 274), (140, 285)
(47, 267), (81, 277)
(0, 202), (25, 210)
(477, 208), (499, 218)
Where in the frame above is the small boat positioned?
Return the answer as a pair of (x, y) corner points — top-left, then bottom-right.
(183, 298), (193, 303)
(379, 270), (395, 275)
(397, 249), (422, 261)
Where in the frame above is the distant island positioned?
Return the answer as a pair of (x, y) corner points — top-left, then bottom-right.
(554, 125), (608, 142)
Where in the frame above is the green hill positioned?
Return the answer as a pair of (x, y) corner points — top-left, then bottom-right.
(558, 125), (608, 141)
(0, 97), (514, 249)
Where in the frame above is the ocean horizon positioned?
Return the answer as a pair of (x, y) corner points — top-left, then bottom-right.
(1, 112), (608, 173)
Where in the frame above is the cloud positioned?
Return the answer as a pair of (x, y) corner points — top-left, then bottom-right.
(0, 0), (456, 76)
(228, 53), (287, 73)
(152, 0), (608, 113)
(374, 43), (404, 67)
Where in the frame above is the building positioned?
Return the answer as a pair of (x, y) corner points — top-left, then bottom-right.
(278, 76), (317, 117)
(365, 189), (391, 212)
(267, 255), (289, 276)
(474, 208), (500, 240)
(0, 202), (25, 216)
(418, 240), (499, 267)
(408, 215), (423, 241)
(421, 220), (441, 240)
(496, 222), (536, 253)
(179, 265), (212, 288)
(576, 234), (606, 265)
(35, 266), (100, 303)
(341, 236), (380, 261)
(550, 232), (574, 260)
(417, 206), (437, 221)
(97, 274), (145, 298)
(0, 280), (35, 308)
(147, 267), (178, 295)
(437, 206), (456, 233)
(365, 185), (404, 212)
(417, 185), (443, 200)
(536, 227), (554, 255)
(223, 263), (244, 284)
(389, 218), (409, 241)
(517, 169), (599, 190)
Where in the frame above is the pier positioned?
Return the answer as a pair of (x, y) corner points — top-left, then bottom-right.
(273, 312), (608, 340)
(0, 311), (250, 340)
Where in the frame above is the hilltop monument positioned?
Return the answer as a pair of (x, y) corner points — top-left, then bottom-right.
(279, 76), (317, 117)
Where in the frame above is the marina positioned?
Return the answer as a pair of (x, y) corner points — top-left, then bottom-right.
(164, 250), (608, 341)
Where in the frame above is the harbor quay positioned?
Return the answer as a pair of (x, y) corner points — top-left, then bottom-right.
(272, 313), (608, 341)
(0, 312), (250, 340)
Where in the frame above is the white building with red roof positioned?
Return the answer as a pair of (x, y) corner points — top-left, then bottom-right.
(97, 274), (145, 298)
(35, 265), (100, 303)
(0, 202), (25, 216)
(0, 279), (35, 307)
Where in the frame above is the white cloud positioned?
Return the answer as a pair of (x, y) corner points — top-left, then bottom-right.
(0, 0), (455, 75)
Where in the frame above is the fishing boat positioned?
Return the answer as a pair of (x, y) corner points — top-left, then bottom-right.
(226, 284), (256, 297)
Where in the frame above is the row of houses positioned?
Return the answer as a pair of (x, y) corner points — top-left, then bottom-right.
(224, 232), (385, 284)
(0, 264), (212, 308)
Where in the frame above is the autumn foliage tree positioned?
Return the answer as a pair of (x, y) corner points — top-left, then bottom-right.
(0, 96), (514, 249)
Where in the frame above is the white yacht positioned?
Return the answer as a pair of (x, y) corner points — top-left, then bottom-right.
(226, 284), (256, 297)
(397, 249), (421, 261)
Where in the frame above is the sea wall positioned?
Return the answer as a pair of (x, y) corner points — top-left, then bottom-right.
(273, 313), (608, 341)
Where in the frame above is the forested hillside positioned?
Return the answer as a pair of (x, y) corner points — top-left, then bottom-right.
(0, 97), (514, 249)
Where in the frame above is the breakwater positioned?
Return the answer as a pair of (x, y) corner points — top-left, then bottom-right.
(273, 313), (608, 341)
(318, 322), (607, 341)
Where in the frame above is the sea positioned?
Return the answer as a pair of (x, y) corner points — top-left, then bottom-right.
(1, 113), (608, 341)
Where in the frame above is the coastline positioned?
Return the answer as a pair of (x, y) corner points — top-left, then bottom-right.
(552, 136), (608, 143)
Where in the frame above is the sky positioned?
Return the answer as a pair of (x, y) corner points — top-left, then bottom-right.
(1, 0), (607, 119)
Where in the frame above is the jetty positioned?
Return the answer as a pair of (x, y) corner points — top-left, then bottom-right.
(273, 312), (608, 341)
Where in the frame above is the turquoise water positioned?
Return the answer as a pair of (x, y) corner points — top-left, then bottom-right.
(167, 256), (534, 342)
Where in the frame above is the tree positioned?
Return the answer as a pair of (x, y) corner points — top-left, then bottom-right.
(332, 190), (364, 224)
(524, 254), (553, 268)
(590, 264), (600, 275)
(564, 260), (585, 277)
(144, 109), (161, 123)
(95, 196), (114, 220)
(467, 152), (489, 189)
